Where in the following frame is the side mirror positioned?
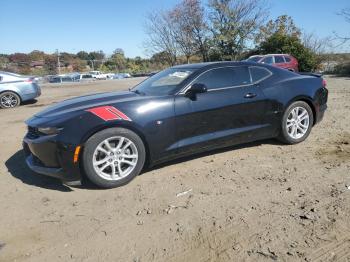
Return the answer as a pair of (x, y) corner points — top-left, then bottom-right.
(186, 83), (207, 95)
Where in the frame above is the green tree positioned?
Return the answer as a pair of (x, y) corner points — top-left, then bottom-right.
(0, 55), (9, 70)
(110, 49), (127, 71)
(44, 54), (58, 74)
(76, 51), (90, 60)
(88, 50), (105, 61)
(28, 50), (45, 61)
(208, 0), (267, 60)
(255, 15), (301, 44)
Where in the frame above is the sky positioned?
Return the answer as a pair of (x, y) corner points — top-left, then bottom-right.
(1, 0), (349, 57)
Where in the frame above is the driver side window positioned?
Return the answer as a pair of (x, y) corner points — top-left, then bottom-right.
(193, 66), (251, 90)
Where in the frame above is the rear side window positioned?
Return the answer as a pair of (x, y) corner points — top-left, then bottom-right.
(261, 56), (273, 64)
(274, 56), (285, 63)
(194, 67), (251, 90)
(249, 67), (271, 83)
(284, 56), (291, 62)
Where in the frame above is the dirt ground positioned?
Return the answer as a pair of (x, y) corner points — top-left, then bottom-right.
(0, 76), (349, 262)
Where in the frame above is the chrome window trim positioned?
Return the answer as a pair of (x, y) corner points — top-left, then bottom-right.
(274, 55), (286, 63)
(178, 65), (272, 95)
(248, 66), (273, 84)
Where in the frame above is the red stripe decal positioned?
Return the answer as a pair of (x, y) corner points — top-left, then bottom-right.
(107, 107), (131, 121)
(86, 106), (131, 121)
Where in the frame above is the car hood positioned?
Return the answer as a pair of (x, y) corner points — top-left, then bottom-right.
(34, 91), (145, 118)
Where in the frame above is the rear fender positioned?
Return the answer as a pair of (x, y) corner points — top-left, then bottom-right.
(285, 95), (316, 125)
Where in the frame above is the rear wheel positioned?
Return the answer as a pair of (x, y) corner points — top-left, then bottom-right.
(0, 91), (20, 109)
(82, 127), (146, 188)
(278, 101), (314, 144)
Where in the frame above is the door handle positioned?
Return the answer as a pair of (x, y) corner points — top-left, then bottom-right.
(244, 93), (257, 98)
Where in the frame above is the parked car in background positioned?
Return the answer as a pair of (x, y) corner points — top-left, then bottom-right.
(89, 71), (109, 80)
(246, 54), (299, 72)
(106, 73), (115, 79)
(79, 73), (95, 82)
(0, 71), (41, 109)
(113, 73), (132, 79)
(49, 73), (81, 83)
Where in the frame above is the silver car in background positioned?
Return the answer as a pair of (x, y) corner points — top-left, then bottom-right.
(0, 71), (41, 109)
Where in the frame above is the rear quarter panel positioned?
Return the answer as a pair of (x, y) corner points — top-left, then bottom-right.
(0, 82), (40, 101)
(260, 71), (324, 131)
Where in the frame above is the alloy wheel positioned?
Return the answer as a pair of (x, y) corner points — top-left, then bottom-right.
(92, 136), (138, 181)
(0, 93), (19, 108)
(286, 106), (310, 139)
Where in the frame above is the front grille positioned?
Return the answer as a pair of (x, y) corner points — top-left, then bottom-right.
(27, 126), (42, 139)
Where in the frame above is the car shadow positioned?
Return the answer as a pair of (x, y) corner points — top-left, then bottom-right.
(5, 150), (73, 192)
(21, 99), (38, 106)
(143, 138), (284, 173)
(6, 139), (284, 191)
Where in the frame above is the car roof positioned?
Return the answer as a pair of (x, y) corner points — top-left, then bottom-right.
(251, 54), (291, 57)
(172, 61), (261, 70)
(0, 71), (23, 77)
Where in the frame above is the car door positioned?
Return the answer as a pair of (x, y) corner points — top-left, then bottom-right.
(174, 66), (269, 155)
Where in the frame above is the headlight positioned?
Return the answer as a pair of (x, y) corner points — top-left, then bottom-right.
(38, 127), (62, 135)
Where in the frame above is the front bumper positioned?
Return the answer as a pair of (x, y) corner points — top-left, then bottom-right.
(23, 132), (82, 185)
(25, 154), (64, 177)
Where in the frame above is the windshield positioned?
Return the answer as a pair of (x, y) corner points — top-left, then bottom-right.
(247, 56), (263, 62)
(132, 68), (195, 95)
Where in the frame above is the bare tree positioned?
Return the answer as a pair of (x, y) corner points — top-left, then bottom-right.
(144, 0), (209, 64)
(335, 8), (350, 44)
(169, 0), (210, 63)
(302, 32), (333, 55)
(177, 0), (210, 62)
(144, 12), (178, 65)
(339, 8), (350, 23)
(169, 4), (197, 63)
(209, 0), (268, 60)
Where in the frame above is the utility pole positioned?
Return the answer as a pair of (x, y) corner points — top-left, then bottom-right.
(56, 49), (61, 75)
(89, 60), (95, 71)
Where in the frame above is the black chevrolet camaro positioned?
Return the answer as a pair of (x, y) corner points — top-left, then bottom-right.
(23, 62), (328, 188)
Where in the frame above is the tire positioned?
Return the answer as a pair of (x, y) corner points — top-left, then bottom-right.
(82, 127), (146, 188)
(0, 91), (21, 109)
(278, 101), (314, 144)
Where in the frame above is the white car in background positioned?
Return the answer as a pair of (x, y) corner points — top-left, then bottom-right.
(89, 71), (111, 80)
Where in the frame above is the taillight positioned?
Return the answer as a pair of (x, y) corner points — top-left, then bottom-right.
(322, 78), (327, 88)
(25, 79), (32, 83)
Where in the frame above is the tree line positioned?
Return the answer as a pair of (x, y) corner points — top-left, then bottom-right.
(0, 49), (166, 76)
(1, 0), (348, 76)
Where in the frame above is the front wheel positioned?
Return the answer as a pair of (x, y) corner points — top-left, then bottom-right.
(82, 128), (146, 188)
(278, 101), (314, 144)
